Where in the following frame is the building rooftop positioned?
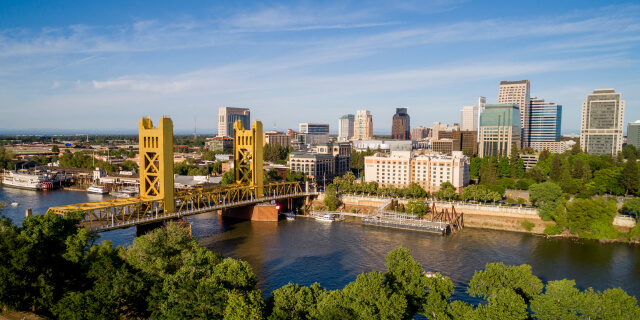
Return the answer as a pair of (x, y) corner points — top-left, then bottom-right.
(593, 89), (616, 94)
(500, 80), (529, 85)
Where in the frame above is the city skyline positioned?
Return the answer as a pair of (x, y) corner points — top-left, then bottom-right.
(1, 1), (639, 133)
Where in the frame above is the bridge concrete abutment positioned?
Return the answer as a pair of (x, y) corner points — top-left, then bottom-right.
(220, 204), (280, 221)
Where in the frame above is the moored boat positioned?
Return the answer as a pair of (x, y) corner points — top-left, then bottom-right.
(87, 185), (109, 194)
(315, 214), (336, 222)
(1, 171), (56, 190)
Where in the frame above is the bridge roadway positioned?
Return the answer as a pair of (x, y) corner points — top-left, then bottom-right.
(87, 191), (319, 232)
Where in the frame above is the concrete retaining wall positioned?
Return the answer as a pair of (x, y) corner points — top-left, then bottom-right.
(613, 215), (637, 228)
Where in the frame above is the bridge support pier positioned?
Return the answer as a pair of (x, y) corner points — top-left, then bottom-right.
(220, 204), (280, 221)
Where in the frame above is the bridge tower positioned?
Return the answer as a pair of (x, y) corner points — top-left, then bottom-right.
(139, 116), (175, 214)
(233, 120), (264, 198)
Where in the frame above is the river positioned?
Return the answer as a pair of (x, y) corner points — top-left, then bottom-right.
(1, 187), (639, 302)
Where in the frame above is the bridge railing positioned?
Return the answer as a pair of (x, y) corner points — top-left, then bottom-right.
(48, 181), (313, 230)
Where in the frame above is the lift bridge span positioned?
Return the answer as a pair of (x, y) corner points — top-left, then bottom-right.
(47, 116), (314, 232)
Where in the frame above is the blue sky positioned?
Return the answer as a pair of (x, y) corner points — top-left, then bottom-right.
(1, 0), (638, 134)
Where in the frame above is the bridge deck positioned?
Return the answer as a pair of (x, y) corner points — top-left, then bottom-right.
(87, 192), (318, 232)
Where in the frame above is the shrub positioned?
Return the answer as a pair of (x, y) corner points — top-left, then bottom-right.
(506, 198), (515, 204)
(517, 198), (525, 205)
(521, 219), (535, 231)
(544, 225), (563, 235)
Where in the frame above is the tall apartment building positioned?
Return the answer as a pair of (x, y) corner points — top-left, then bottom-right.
(338, 114), (355, 141)
(628, 120), (640, 149)
(392, 108), (410, 140)
(411, 126), (429, 140)
(478, 104), (521, 158)
(218, 107), (250, 137)
(528, 97), (563, 152)
(354, 110), (374, 140)
(460, 105), (477, 131)
(498, 80), (529, 146)
(580, 89), (625, 156)
(364, 151), (469, 193)
(298, 123), (330, 145)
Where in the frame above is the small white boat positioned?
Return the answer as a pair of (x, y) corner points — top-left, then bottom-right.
(423, 270), (441, 278)
(315, 214), (336, 222)
(87, 185), (109, 194)
(11, 202), (19, 207)
(283, 212), (296, 220)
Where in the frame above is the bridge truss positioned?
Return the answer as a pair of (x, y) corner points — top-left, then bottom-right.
(47, 117), (310, 232)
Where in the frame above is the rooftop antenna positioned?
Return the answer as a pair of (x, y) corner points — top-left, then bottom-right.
(193, 107), (197, 139)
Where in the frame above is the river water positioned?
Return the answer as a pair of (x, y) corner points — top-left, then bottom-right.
(1, 187), (639, 302)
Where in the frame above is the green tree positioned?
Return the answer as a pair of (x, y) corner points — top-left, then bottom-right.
(323, 184), (340, 211)
(0, 146), (15, 169)
(529, 182), (563, 221)
(221, 170), (235, 185)
(51, 145), (60, 153)
(563, 198), (620, 240)
(498, 157), (510, 177)
(509, 142), (520, 178)
(434, 182), (457, 201)
(622, 144), (638, 159)
(319, 271), (407, 320)
(538, 149), (551, 162)
(570, 140), (582, 155)
(268, 283), (326, 320)
(405, 200), (428, 217)
(469, 157), (483, 179)
(621, 153), (639, 196)
(524, 165), (545, 183)
(549, 155), (562, 181)
(467, 262), (543, 302)
(383, 247), (429, 318)
(622, 198), (640, 214)
(593, 167), (625, 195)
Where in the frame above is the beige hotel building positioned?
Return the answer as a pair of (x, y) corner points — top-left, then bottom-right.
(363, 151), (469, 193)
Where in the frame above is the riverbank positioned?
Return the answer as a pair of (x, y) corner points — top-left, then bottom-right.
(311, 196), (552, 235)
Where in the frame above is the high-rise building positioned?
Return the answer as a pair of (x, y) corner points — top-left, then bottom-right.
(527, 97), (563, 152)
(460, 105), (477, 131)
(298, 123), (330, 145)
(478, 104), (521, 158)
(580, 89), (625, 156)
(392, 108), (410, 140)
(354, 110), (373, 140)
(475, 97), (486, 137)
(218, 107), (250, 137)
(338, 114), (355, 141)
(498, 80), (529, 146)
(411, 126), (429, 140)
(628, 121), (640, 149)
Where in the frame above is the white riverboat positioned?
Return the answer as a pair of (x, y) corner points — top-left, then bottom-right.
(87, 185), (109, 194)
(111, 187), (139, 198)
(1, 171), (55, 190)
(315, 214), (336, 222)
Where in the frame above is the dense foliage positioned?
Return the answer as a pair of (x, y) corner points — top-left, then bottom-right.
(0, 146), (14, 169)
(333, 172), (429, 199)
(0, 206), (638, 319)
(264, 144), (292, 164)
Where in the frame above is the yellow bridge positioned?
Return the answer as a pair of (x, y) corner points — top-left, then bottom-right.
(47, 116), (315, 232)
